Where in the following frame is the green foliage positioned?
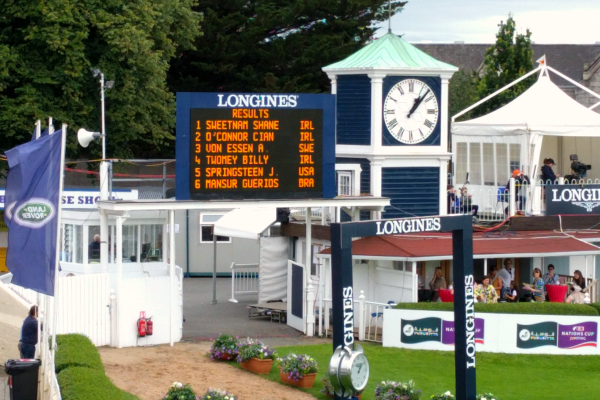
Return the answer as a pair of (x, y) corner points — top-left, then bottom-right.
(163, 382), (196, 400)
(209, 334), (239, 360)
(199, 388), (238, 400)
(588, 302), (600, 315)
(375, 380), (421, 400)
(429, 392), (455, 400)
(55, 334), (104, 373)
(449, 69), (479, 122)
(236, 338), (277, 363)
(477, 394), (500, 400)
(276, 353), (318, 380)
(0, 0), (202, 159)
(57, 366), (139, 400)
(393, 302), (598, 316)
(473, 14), (535, 117)
(271, 342), (600, 399)
(168, 0), (406, 94)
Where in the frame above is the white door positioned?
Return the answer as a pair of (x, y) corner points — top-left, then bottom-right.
(287, 260), (305, 332)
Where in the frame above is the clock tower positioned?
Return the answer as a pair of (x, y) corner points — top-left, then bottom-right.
(323, 33), (457, 218)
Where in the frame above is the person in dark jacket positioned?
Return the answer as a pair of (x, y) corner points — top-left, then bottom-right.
(19, 305), (39, 359)
(505, 169), (530, 212)
(541, 158), (558, 184)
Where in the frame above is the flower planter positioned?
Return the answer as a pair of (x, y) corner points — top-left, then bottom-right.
(240, 358), (273, 374)
(325, 393), (361, 399)
(219, 353), (236, 361)
(279, 371), (317, 388)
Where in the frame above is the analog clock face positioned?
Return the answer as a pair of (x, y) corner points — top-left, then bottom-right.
(383, 79), (439, 144)
(350, 353), (369, 391)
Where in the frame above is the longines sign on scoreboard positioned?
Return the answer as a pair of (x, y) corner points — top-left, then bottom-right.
(175, 93), (335, 200)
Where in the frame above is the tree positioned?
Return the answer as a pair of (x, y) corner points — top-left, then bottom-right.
(473, 14), (535, 117)
(168, 0), (406, 94)
(0, 0), (202, 160)
(449, 69), (479, 122)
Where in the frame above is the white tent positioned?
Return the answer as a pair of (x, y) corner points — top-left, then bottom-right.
(452, 62), (600, 179)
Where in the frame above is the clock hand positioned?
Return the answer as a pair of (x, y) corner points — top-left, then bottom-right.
(407, 89), (430, 118)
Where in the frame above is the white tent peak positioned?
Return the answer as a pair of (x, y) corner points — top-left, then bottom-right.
(452, 71), (600, 137)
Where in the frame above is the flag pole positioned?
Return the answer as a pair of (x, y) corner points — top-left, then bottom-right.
(49, 123), (67, 400)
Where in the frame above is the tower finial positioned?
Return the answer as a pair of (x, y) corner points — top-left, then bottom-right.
(388, 0), (392, 33)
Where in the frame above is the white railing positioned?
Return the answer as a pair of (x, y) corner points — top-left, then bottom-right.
(449, 178), (600, 222)
(290, 208), (323, 220)
(228, 262), (259, 303)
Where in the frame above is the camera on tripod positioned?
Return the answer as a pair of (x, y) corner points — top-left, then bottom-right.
(568, 154), (591, 179)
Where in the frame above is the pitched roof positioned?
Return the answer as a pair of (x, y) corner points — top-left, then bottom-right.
(413, 43), (600, 88)
(323, 33), (457, 72)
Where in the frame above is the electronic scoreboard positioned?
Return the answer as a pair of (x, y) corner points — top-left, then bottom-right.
(175, 93), (335, 200)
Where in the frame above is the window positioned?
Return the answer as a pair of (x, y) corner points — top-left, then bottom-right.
(509, 144), (521, 173)
(141, 224), (163, 262)
(483, 143), (495, 185)
(200, 214), (231, 243)
(122, 225), (138, 262)
(496, 143), (508, 185)
(393, 261), (414, 272)
(469, 143), (482, 185)
(456, 143), (467, 185)
(337, 171), (352, 196)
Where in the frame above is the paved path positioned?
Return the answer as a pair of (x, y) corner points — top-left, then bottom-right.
(0, 279), (29, 400)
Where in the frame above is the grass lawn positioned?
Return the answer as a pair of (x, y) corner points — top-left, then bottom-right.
(230, 342), (600, 399)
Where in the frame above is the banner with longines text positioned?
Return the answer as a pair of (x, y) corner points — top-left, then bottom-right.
(545, 184), (600, 215)
(383, 309), (598, 355)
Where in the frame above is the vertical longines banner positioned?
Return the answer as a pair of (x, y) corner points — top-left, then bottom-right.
(330, 215), (475, 400)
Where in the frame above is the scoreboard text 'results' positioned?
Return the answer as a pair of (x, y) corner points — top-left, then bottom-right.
(175, 93), (335, 200)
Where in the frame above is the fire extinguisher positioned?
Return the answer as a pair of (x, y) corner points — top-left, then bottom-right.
(137, 311), (147, 337)
(146, 317), (153, 336)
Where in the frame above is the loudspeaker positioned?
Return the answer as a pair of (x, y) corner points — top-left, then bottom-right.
(77, 128), (102, 148)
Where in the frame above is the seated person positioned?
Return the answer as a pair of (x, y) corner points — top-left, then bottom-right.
(88, 234), (101, 259)
(459, 187), (479, 217)
(566, 270), (586, 304)
(475, 275), (498, 303)
(543, 264), (560, 285)
(505, 280), (519, 302)
(429, 267), (447, 302)
(447, 185), (457, 214)
(523, 268), (545, 302)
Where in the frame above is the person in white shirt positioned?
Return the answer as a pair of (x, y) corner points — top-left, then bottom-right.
(496, 259), (515, 299)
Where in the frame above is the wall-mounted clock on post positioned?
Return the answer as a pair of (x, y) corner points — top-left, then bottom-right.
(383, 78), (439, 144)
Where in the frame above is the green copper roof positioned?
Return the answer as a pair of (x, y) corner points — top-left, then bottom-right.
(323, 33), (457, 71)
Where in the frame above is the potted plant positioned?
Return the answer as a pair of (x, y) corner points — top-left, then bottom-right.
(209, 334), (239, 361)
(276, 353), (318, 388)
(236, 338), (277, 374)
(199, 388), (238, 400)
(430, 392), (455, 400)
(374, 380), (421, 400)
(321, 376), (362, 399)
(164, 382), (196, 400)
(477, 393), (499, 400)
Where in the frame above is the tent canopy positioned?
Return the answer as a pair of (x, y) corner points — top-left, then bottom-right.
(452, 74), (600, 137)
(213, 207), (276, 240)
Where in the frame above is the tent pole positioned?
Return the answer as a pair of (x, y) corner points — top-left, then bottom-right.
(546, 66), (600, 107)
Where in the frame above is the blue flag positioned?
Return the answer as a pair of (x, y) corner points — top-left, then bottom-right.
(4, 130), (64, 296)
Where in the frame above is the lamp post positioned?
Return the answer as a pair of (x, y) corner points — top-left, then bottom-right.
(90, 68), (114, 201)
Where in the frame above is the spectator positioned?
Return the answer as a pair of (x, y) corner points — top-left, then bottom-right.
(505, 281), (519, 302)
(459, 187), (479, 218)
(566, 270), (586, 304)
(88, 234), (101, 260)
(447, 185), (457, 214)
(543, 264), (560, 285)
(496, 259), (515, 300)
(524, 268), (545, 302)
(19, 305), (39, 359)
(429, 267), (447, 302)
(475, 275), (498, 303)
(505, 170), (530, 212)
(490, 269), (503, 298)
(541, 158), (559, 184)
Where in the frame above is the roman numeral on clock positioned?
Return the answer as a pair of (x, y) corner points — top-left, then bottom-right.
(398, 86), (404, 95)
(408, 81), (414, 92)
(388, 118), (398, 129)
(409, 131), (413, 141)
(424, 119), (434, 128)
(399, 127), (405, 137)
(425, 94), (434, 102)
(385, 109), (395, 114)
(427, 109), (436, 114)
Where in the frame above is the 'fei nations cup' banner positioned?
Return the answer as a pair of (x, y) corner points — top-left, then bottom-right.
(3, 130), (64, 296)
(517, 321), (597, 349)
(401, 317), (485, 345)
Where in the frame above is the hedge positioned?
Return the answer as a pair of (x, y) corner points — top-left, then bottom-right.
(393, 302), (599, 316)
(55, 334), (105, 373)
(55, 334), (140, 400)
(57, 367), (140, 400)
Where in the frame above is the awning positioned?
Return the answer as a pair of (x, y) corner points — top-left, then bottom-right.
(318, 231), (600, 261)
(213, 207), (276, 240)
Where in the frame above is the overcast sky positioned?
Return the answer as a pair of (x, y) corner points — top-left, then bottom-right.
(375, 0), (600, 44)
